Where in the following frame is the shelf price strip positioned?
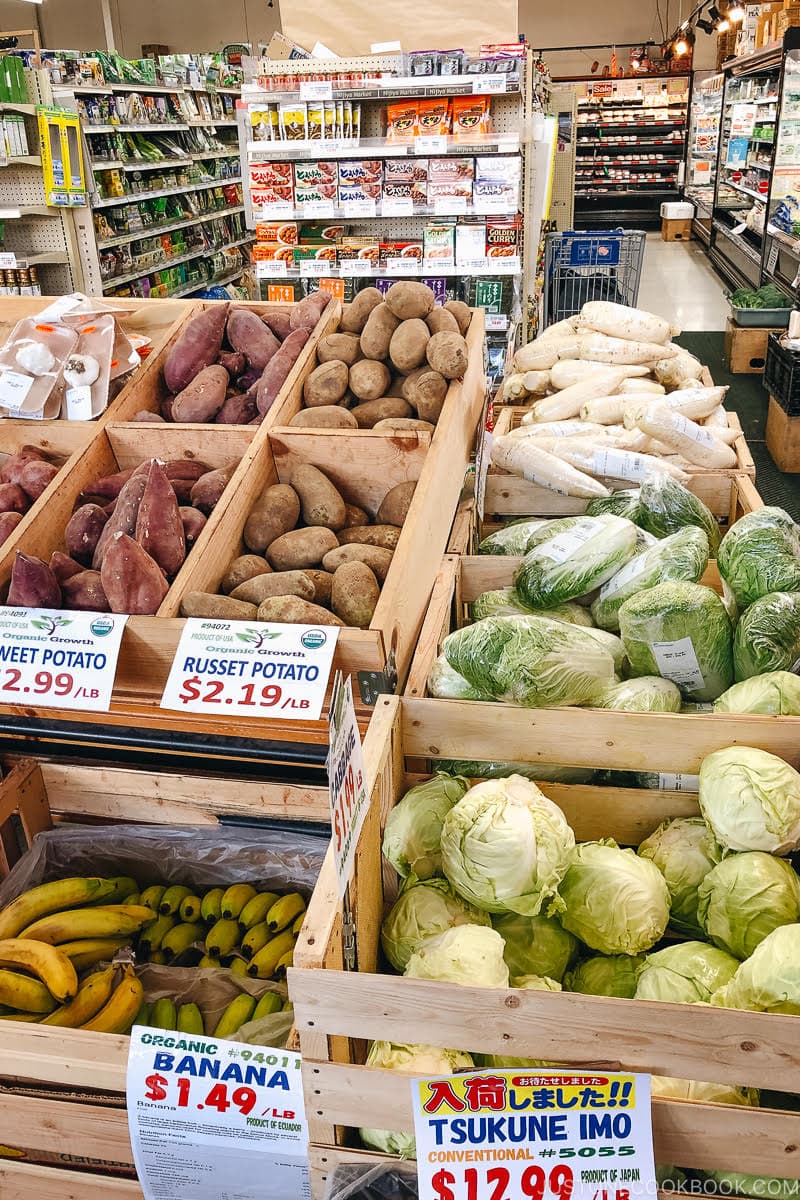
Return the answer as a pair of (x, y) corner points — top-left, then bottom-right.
(412, 1069), (656, 1200)
(159, 619), (339, 722)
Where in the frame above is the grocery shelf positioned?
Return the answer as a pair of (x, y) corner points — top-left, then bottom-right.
(93, 175), (241, 207)
(0, 155), (41, 167)
(84, 122), (190, 134)
(713, 218), (763, 263)
(723, 179), (768, 201)
(0, 204), (60, 218)
(750, 137), (775, 145)
(576, 187), (679, 197)
(0, 102), (37, 115)
(168, 264), (248, 297)
(71, 82), (241, 96)
(14, 251), (70, 266)
(577, 119), (685, 129)
(256, 199), (518, 220)
(101, 233), (254, 290)
(577, 138), (684, 148)
(245, 75), (521, 104)
(188, 118), (238, 127)
(97, 205), (245, 248)
(92, 157), (193, 171)
(190, 148), (240, 159)
(257, 257), (520, 280)
(247, 133), (520, 160)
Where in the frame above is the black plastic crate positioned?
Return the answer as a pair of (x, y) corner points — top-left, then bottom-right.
(764, 332), (800, 417)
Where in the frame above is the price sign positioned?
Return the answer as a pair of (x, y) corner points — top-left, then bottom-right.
(0, 609), (127, 711)
(485, 313), (508, 332)
(0, 369), (34, 411)
(382, 196), (414, 216)
(342, 198), (376, 218)
(300, 80), (333, 101)
(474, 194), (514, 214)
(434, 196), (468, 215)
(767, 238), (780, 273)
(328, 672), (369, 897)
(413, 1069), (656, 1200)
(415, 133), (448, 154)
(474, 74), (507, 95)
(299, 259), (329, 277)
(256, 260), (289, 278)
(127, 1027), (310, 1200)
(301, 200), (335, 219)
(160, 619), (339, 722)
(386, 256), (419, 275)
(257, 202), (294, 219)
(339, 258), (374, 277)
(0, 251), (17, 268)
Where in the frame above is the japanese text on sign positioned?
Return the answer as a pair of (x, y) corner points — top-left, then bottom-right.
(328, 672), (369, 896)
(160, 619), (339, 722)
(0, 608), (128, 711)
(413, 1070), (656, 1200)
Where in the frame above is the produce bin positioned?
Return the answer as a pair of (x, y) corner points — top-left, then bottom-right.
(728, 302), (792, 329)
(291, 694), (800, 1200)
(0, 755), (329, 1198)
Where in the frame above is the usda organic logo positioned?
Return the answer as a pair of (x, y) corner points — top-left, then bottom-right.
(90, 616), (115, 637)
(301, 629), (327, 649)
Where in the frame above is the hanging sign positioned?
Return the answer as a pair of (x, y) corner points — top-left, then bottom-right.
(328, 671), (370, 897)
(0, 608), (127, 711)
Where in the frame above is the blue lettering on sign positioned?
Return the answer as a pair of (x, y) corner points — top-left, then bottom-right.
(433, 1115), (569, 1146)
(183, 657), (249, 677)
(0, 645), (39, 663)
(580, 1113), (632, 1139)
(250, 661), (319, 681)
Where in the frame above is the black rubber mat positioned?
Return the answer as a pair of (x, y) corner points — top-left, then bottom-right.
(678, 331), (800, 520)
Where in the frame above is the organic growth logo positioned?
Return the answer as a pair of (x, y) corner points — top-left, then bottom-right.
(30, 615), (72, 637)
(235, 628), (282, 649)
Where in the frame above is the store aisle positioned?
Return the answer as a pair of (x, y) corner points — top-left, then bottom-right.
(637, 234), (730, 332)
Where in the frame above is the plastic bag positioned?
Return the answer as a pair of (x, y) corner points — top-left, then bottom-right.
(139, 963), (293, 1046)
(324, 1162), (419, 1200)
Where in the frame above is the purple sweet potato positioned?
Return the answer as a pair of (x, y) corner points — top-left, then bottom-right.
(84, 466), (137, 501)
(163, 301), (230, 394)
(169, 479), (195, 505)
(91, 471), (148, 569)
(132, 410), (166, 423)
(256, 329), (310, 415)
(165, 460), (212, 483)
(100, 533), (169, 615)
(189, 466), (236, 515)
(218, 350), (246, 376)
(216, 392), (257, 425)
(49, 551), (83, 584)
(7, 552), (61, 608)
(261, 309), (292, 340)
(161, 396), (175, 422)
(0, 511), (22, 546)
(61, 570), (110, 612)
(18, 459), (59, 501)
(66, 504), (109, 565)
(237, 366), (261, 393)
(134, 460), (186, 578)
(179, 507), (207, 549)
(289, 292), (329, 333)
(171, 365), (229, 424)
(226, 308), (280, 371)
(0, 446), (46, 487)
(0, 483), (29, 515)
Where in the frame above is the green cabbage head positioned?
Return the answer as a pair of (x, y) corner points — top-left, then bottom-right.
(479, 518), (549, 556)
(699, 746), (800, 854)
(434, 759), (595, 786)
(563, 953), (646, 998)
(733, 592), (800, 681)
(382, 773), (469, 880)
(714, 671), (800, 716)
(697, 852), (800, 960)
(718, 506), (800, 609)
(651, 1078), (759, 1107)
(638, 816), (723, 936)
(404, 924), (510, 987)
(586, 489), (642, 523)
(637, 475), (721, 554)
(441, 776), (575, 915)
(359, 1041), (474, 1157)
(515, 514), (638, 609)
(558, 841), (670, 954)
(634, 941), (739, 1004)
(381, 877), (491, 972)
(591, 526), (710, 632)
(594, 676), (682, 713)
(711, 924), (800, 1012)
(492, 911), (579, 982)
(511, 974), (562, 990)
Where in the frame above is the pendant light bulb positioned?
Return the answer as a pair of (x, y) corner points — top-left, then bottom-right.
(727, 2), (745, 20)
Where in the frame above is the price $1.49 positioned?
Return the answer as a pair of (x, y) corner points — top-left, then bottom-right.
(143, 1073), (297, 1122)
(431, 1163), (574, 1200)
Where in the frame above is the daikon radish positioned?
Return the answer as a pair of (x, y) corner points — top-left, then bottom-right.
(617, 378), (665, 395)
(580, 396), (627, 425)
(580, 332), (679, 365)
(546, 437), (689, 484)
(654, 351), (703, 388)
(521, 369), (551, 396)
(627, 404), (737, 468)
(624, 385), (729, 426)
(704, 405), (729, 429)
(502, 373), (531, 403)
(513, 418), (610, 439)
(537, 317), (580, 341)
(526, 369), (626, 423)
(578, 300), (674, 345)
(550, 360), (650, 389)
(490, 435), (610, 499)
(513, 342), (560, 372)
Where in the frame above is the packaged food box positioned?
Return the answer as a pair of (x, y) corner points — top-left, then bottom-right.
(295, 183), (338, 204)
(338, 160), (383, 204)
(292, 244), (338, 263)
(456, 221), (487, 266)
(249, 162), (293, 188)
(337, 240), (381, 266)
(255, 220), (298, 245)
(299, 222), (346, 242)
(379, 240), (423, 264)
(486, 214), (521, 258)
(423, 222), (456, 262)
(294, 161), (338, 187)
(428, 157), (474, 202)
(383, 158), (429, 207)
(452, 97), (490, 138)
(474, 156), (521, 209)
(252, 241), (296, 263)
(251, 185), (294, 209)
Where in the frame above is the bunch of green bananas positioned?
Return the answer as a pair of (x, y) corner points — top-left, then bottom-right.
(141, 989), (292, 1039)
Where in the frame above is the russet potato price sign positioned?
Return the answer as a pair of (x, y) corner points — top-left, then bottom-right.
(412, 1069), (656, 1200)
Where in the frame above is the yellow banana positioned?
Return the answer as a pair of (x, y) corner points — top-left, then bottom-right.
(82, 967), (143, 1034)
(88, 877), (139, 905)
(213, 994), (256, 1039)
(241, 922), (271, 960)
(161, 923), (204, 962)
(159, 886), (193, 916)
(198, 954), (217, 969)
(149, 950), (167, 965)
(266, 893), (306, 934)
(220, 884), (257, 921)
(205, 918), (240, 959)
(273, 949), (294, 980)
(177, 1003), (205, 1035)
(138, 914), (176, 955)
(140, 885), (166, 911)
(20, 905), (156, 946)
(43, 966), (117, 1027)
(253, 992), (282, 1019)
(200, 888), (224, 922)
(238, 892), (279, 929)
(178, 895), (203, 923)
(1, 1011), (40, 1021)
(0, 967), (56, 1014)
(292, 911), (305, 936)
(228, 957), (249, 978)
(59, 938), (129, 971)
(247, 930), (295, 979)
(0, 877), (119, 940)
(150, 997), (177, 1031)
(0, 938), (77, 1003)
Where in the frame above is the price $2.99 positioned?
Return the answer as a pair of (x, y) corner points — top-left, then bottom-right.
(431, 1163), (574, 1200)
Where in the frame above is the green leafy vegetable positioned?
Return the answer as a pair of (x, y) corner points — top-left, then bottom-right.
(479, 518), (549, 556)
(714, 671), (800, 715)
(563, 953), (646, 998)
(404, 924), (510, 986)
(712, 924), (800, 1013)
(594, 676), (682, 712)
(590, 526), (710, 632)
(697, 852), (800, 960)
(558, 841), (670, 954)
(514, 515), (638, 609)
(634, 941), (739, 1003)
(428, 654), (494, 700)
(492, 911), (579, 982)
(718, 507), (800, 609)
(637, 475), (721, 554)
(699, 746), (800, 854)
(733, 592), (800, 680)
(434, 759), (596, 785)
(638, 817), (722, 936)
(512, 974), (562, 990)
(472, 589), (595, 626)
(381, 877), (491, 972)
(585, 489), (642, 522)
(382, 773), (469, 880)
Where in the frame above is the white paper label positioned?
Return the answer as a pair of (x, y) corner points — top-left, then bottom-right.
(258, 201), (294, 219)
(328, 672), (369, 898)
(485, 314), (508, 331)
(537, 517), (599, 563)
(0, 252), (17, 268)
(386, 256), (419, 275)
(342, 198), (376, 218)
(127, 1028), (310, 1200)
(160, 619), (339, 722)
(474, 74), (507, 94)
(598, 552), (648, 600)
(65, 384), (93, 420)
(422, 257), (455, 273)
(301, 200), (335, 218)
(434, 196), (468, 215)
(415, 134), (448, 155)
(592, 447), (651, 482)
(651, 636), (705, 690)
(0, 608), (127, 711)
(339, 258), (373, 277)
(255, 260), (288, 278)
(300, 80), (333, 101)
(0, 369), (34, 408)
(673, 412), (719, 448)
(474, 194), (514, 214)
(768, 239), (780, 272)
(658, 772), (700, 791)
(299, 259), (328, 277)
(382, 197), (413, 217)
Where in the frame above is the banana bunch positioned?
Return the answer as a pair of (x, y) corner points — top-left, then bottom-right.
(142, 989), (291, 1040)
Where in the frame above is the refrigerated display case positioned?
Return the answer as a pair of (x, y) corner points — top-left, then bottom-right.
(761, 29), (800, 295)
(684, 73), (724, 246)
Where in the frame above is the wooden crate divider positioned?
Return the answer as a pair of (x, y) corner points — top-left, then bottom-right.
(290, 695), (800, 1199)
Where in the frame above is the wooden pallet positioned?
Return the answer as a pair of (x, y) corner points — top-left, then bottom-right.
(291, 695), (800, 1199)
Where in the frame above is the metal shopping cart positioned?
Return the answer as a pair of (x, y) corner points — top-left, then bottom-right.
(542, 228), (647, 330)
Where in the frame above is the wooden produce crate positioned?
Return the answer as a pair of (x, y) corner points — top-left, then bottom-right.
(291, 694), (800, 1200)
(109, 297), (340, 425)
(0, 755), (329, 1197)
(0, 422), (98, 555)
(724, 318), (779, 374)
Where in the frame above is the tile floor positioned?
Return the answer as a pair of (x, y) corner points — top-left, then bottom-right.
(637, 233), (730, 332)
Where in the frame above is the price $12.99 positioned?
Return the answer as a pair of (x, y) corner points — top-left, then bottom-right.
(431, 1163), (574, 1200)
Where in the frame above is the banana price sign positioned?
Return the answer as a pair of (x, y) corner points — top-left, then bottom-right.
(127, 1027), (311, 1200)
(412, 1068), (657, 1200)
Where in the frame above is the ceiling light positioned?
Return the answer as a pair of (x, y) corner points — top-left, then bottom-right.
(673, 28), (695, 56)
(709, 5), (730, 30)
(697, 17), (715, 33)
(727, 3), (745, 20)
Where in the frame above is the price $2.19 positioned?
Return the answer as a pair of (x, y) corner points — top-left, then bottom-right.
(143, 1073), (296, 1122)
(176, 676), (311, 713)
(431, 1163), (574, 1200)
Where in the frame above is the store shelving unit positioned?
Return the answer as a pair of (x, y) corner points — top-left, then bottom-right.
(573, 74), (691, 228)
(684, 72), (724, 247)
(54, 75), (255, 298)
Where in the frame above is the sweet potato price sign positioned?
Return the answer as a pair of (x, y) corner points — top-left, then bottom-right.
(412, 1069), (656, 1200)
(0, 608), (128, 711)
(160, 619), (339, 721)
